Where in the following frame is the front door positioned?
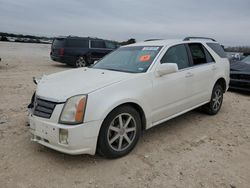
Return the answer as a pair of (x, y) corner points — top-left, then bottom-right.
(151, 44), (193, 124)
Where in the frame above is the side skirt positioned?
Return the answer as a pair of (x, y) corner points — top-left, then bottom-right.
(149, 101), (210, 129)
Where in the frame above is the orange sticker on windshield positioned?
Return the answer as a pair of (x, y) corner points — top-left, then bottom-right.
(139, 55), (151, 62)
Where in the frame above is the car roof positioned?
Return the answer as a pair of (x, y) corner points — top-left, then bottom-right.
(55, 36), (105, 41)
(126, 39), (218, 47)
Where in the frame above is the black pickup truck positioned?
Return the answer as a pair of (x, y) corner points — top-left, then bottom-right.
(50, 36), (119, 67)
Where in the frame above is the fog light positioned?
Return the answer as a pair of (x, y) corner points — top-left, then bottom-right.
(59, 129), (68, 144)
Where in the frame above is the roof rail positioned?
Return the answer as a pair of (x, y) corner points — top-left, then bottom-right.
(183, 37), (216, 42)
(144, 39), (162, 42)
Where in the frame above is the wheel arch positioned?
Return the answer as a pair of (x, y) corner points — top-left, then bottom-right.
(215, 77), (227, 93)
(121, 102), (147, 131)
(76, 54), (87, 59)
(102, 102), (147, 131)
(76, 49), (91, 61)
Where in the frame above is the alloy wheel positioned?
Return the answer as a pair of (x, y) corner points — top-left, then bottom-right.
(107, 113), (137, 152)
(75, 57), (87, 67)
(212, 89), (222, 111)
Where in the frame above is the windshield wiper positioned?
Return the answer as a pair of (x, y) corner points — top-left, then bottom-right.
(98, 68), (136, 73)
(104, 68), (121, 72)
(92, 66), (139, 73)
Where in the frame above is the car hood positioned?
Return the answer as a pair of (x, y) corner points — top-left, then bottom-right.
(230, 61), (250, 72)
(36, 68), (132, 102)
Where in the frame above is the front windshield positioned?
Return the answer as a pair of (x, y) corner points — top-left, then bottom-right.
(242, 56), (250, 64)
(93, 46), (162, 73)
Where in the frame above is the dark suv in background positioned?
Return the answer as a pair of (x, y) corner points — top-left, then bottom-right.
(50, 36), (119, 67)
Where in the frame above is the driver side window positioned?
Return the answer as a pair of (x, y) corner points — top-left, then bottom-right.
(161, 44), (190, 69)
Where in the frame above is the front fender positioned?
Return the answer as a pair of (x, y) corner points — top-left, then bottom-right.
(99, 98), (150, 125)
(84, 75), (153, 129)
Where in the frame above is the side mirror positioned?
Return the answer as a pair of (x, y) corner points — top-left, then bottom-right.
(156, 63), (178, 76)
(94, 60), (98, 65)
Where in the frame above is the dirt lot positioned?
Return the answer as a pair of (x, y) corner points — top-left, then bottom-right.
(0, 41), (250, 188)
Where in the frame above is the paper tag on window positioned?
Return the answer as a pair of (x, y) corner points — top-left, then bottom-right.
(142, 47), (159, 51)
(139, 55), (151, 62)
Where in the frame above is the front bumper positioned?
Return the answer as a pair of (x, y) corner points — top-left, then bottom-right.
(230, 79), (250, 91)
(230, 72), (250, 92)
(29, 114), (102, 155)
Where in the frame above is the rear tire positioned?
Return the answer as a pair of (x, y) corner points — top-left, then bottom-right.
(203, 84), (224, 115)
(75, 56), (87, 68)
(97, 105), (141, 158)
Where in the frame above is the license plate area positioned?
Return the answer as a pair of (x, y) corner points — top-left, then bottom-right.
(33, 121), (58, 143)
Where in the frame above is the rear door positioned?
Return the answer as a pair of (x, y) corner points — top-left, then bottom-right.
(185, 43), (216, 106)
(90, 40), (110, 61)
(65, 39), (89, 57)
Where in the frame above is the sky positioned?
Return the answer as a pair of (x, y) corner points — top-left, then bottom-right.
(0, 0), (250, 46)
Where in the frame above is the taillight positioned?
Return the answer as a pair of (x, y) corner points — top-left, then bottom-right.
(59, 48), (64, 56)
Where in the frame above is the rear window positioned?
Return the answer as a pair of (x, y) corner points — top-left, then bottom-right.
(66, 39), (89, 48)
(52, 39), (65, 48)
(207, 43), (227, 58)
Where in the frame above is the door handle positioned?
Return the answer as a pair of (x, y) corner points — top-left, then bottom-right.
(185, 72), (194, 78)
(212, 65), (217, 71)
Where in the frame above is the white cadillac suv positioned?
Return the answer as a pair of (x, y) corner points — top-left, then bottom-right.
(28, 37), (230, 158)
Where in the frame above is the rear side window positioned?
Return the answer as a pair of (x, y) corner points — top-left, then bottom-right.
(207, 43), (227, 58)
(52, 39), (65, 48)
(105, 41), (116, 49)
(91, 40), (106, 48)
(188, 43), (209, 65)
(66, 39), (89, 48)
(161, 44), (190, 69)
(203, 46), (215, 63)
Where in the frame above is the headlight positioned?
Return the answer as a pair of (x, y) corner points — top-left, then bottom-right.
(59, 95), (87, 125)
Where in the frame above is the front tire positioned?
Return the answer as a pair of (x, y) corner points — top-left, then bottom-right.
(203, 84), (224, 115)
(97, 105), (141, 158)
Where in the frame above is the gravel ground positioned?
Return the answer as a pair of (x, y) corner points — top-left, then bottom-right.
(0, 41), (250, 188)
